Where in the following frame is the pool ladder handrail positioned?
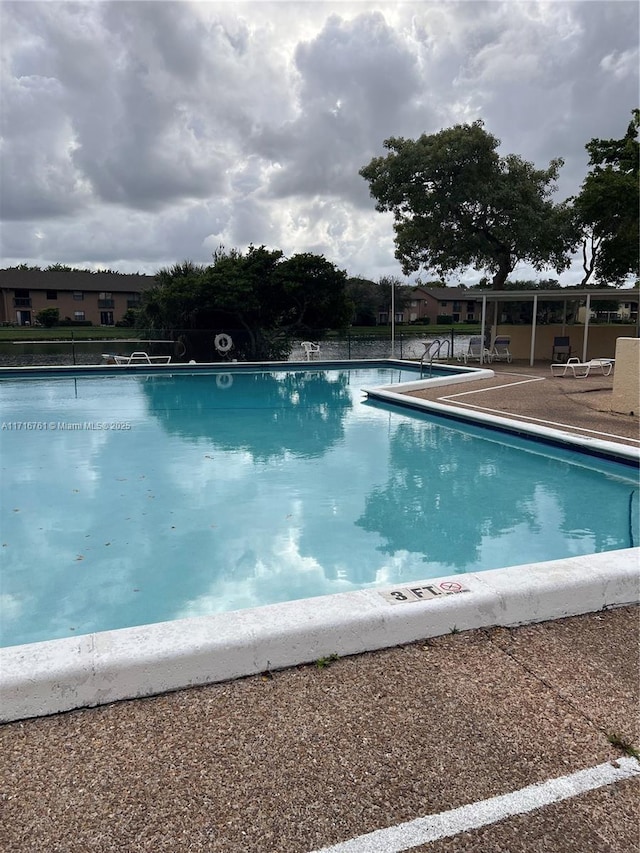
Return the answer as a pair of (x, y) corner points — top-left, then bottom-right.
(420, 339), (451, 377)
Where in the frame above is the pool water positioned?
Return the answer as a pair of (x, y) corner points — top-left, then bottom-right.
(1, 366), (637, 647)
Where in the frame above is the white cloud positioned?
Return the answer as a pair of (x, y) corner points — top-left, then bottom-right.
(1, 1), (637, 284)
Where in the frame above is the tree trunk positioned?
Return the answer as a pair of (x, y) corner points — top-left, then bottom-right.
(491, 254), (511, 290)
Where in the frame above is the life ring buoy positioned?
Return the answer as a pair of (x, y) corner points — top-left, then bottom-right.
(214, 333), (233, 354)
(216, 373), (233, 389)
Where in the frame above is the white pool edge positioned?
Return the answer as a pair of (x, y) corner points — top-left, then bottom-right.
(363, 382), (640, 461)
(1, 550), (638, 722)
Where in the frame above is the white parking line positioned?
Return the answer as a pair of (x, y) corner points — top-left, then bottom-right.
(441, 376), (546, 398)
(310, 757), (640, 853)
(433, 375), (640, 444)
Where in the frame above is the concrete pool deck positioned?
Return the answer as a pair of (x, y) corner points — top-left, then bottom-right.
(1, 361), (639, 851)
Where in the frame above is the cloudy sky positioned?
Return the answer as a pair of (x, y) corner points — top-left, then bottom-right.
(1, 1), (638, 285)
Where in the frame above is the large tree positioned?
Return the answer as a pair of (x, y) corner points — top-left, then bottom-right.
(139, 246), (351, 361)
(345, 277), (379, 325)
(359, 121), (575, 289)
(573, 110), (639, 285)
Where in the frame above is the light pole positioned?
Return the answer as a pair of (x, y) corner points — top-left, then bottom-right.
(390, 278), (395, 358)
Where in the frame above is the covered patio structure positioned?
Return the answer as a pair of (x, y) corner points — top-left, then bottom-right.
(473, 287), (640, 365)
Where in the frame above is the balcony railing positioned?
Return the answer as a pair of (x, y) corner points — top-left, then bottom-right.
(14, 298), (32, 307)
(126, 300), (141, 309)
(98, 299), (115, 308)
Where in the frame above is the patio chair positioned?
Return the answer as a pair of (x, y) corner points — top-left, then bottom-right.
(461, 336), (492, 364)
(552, 336), (572, 362)
(550, 357), (614, 378)
(111, 352), (171, 365)
(300, 341), (321, 360)
(490, 336), (512, 363)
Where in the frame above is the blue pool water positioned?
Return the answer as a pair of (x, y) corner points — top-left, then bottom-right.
(0, 365), (637, 647)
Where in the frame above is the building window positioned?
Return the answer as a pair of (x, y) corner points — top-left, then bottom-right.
(98, 292), (114, 308)
(13, 289), (31, 307)
(453, 301), (461, 311)
(46, 290), (57, 300)
(74, 311), (85, 321)
(73, 291), (84, 301)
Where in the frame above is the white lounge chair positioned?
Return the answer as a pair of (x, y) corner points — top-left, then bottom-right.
(301, 341), (321, 360)
(490, 336), (512, 363)
(109, 352), (171, 365)
(550, 357), (614, 378)
(461, 336), (492, 364)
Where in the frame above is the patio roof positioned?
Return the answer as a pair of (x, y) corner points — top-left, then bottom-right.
(471, 287), (640, 302)
(473, 287), (640, 365)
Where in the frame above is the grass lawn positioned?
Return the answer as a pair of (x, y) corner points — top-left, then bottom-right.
(0, 326), (143, 342)
(327, 324), (481, 338)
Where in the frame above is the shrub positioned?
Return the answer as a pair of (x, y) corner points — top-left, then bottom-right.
(36, 308), (60, 327)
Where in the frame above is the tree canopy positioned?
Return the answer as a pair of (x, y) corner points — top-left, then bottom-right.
(360, 121), (575, 289)
(139, 246), (351, 361)
(572, 110), (639, 285)
(345, 275), (412, 325)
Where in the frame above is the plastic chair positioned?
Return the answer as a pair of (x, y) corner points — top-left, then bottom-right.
(461, 336), (492, 364)
(490, 336), (512, 363)
(552, 336), (572, 362)
(300, 341), (321, 360)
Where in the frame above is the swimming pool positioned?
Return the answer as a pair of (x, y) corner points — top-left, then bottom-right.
(1, 362), (637, 649)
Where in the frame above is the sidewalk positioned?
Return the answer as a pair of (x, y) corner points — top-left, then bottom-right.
(408, 360), (639, 446)
(1, 361), (638, 853)
(1, 608), (638, 852)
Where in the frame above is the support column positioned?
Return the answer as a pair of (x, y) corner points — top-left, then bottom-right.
(582, 294), (591, 362)
(530, 294), (538, 366)
(480, 296), (487, 365)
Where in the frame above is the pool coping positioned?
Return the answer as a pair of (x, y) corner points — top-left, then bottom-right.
(1, 363), (639, 722)
(1, 550), (638, 722)
(363, 381), (640, 465)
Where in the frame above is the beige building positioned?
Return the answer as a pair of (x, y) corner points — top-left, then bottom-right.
(0, 269), (157, 326)
(405, 287), (482, 324)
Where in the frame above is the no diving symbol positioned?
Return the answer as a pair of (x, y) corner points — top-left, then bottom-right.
(439, 581), (463, 592)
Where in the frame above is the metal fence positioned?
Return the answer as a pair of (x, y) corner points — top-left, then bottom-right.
(0, 329), (478, 367)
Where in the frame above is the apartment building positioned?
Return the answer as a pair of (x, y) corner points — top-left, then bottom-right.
(0, 269), (156, 326)
(407, 287), (481, 324)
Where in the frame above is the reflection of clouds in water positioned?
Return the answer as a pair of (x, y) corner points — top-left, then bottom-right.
(3, 370), (635, 646)
(0, 593), (22, 623)
(478, 485), (597, 570)
(373, 551), (451, 586)
(176, 526), (358, 618)
(165, 443), (255, 490)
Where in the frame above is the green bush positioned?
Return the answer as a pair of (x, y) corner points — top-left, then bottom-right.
(36, 308), (59, 327)
(116, 309), (140, 328)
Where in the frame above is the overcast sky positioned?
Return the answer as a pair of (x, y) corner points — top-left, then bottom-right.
(1, 0), (638, 286)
